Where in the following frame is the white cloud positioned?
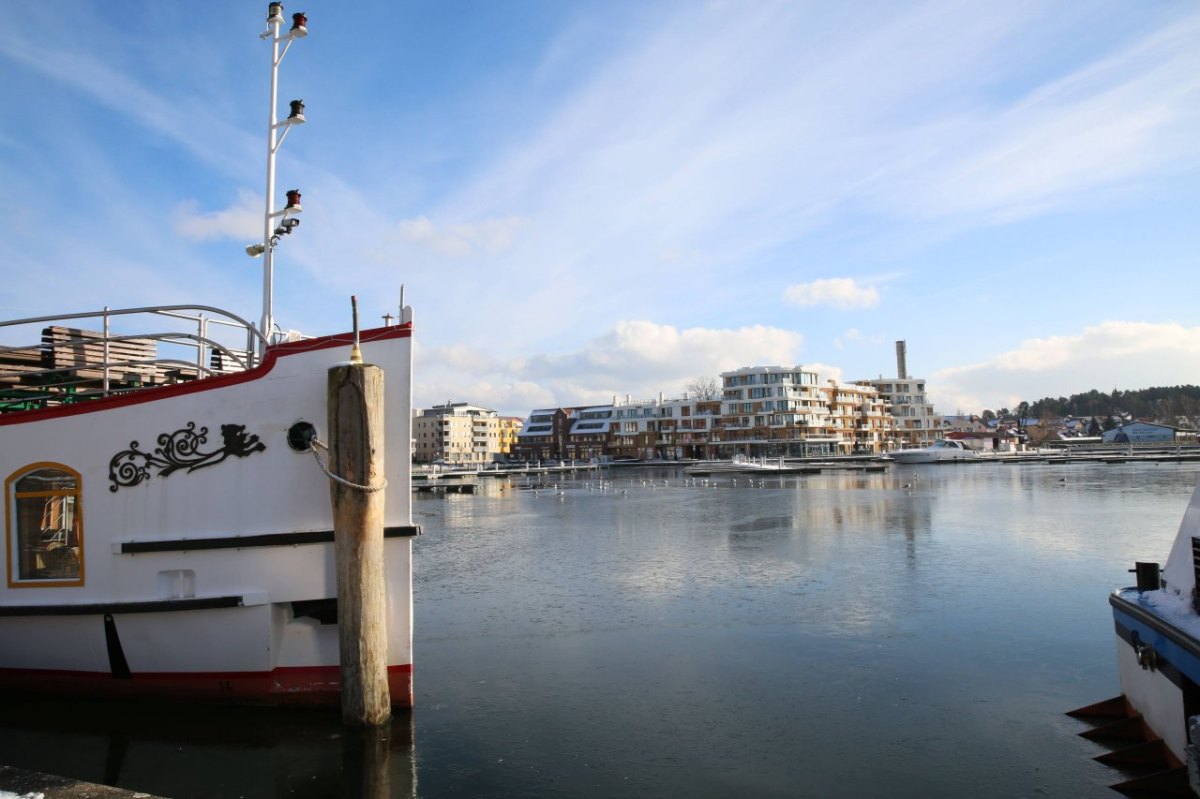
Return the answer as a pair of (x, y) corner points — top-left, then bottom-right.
(834, 328), (884, 350)
(865, 13), (1200, 224)
(804, 362), (845, 385)
(413, 320), (805, 415)
(525, 320), (803, 381)
(173, 190), (261, 241)
(929, 321), (1200, 412)
(392, 215), (528, 257)
(784, 278), (880, 310)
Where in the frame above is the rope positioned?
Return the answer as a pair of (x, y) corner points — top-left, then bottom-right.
(309, 437), (388, 493)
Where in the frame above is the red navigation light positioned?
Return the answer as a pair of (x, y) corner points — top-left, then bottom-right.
(290, 12), (308, 37)
(285, 190), (303, 212)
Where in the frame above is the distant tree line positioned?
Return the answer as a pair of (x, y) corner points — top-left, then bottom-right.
(985, 385), (1200, 428)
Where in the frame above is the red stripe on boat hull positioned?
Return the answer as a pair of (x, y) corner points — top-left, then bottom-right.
(0, 663), (413, 708)
(0, 323), (413, 427)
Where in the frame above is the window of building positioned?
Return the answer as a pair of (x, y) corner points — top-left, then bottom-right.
(6, 463), (84, 587)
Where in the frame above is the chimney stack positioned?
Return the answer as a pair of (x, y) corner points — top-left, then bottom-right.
(896, 340), (908, 379)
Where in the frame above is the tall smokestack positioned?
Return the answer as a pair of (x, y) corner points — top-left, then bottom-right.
(896, 340), (907, 379)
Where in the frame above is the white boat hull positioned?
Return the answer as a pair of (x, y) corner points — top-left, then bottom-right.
(0, 325), (416, 707)
(890, 440), (977, 464)
(1110, 588), (1200, 766)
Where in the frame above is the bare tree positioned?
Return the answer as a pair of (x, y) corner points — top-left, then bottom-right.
(687, 376), (720, 400)
(1027, 408), (1061, 445)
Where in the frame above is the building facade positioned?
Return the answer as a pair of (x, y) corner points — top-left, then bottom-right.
(863, 341), (943, 450)
(566, 406), (613, 461)
(412, 402), (507, 465)
(512, 407), (576, 461)
(497, 416), (524, 459)
(504, 345), (952, 461)
(1102, 421), (1179, 444)
(829, 380), (896, 454)
(719, 366), (834, 457)
(716, 366), (894, 457)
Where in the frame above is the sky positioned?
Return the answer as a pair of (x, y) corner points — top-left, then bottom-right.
(1, 1), (1197, 417)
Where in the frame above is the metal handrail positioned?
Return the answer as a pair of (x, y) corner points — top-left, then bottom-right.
(1, 304), (262, 338)
(0, 305), (267, 411)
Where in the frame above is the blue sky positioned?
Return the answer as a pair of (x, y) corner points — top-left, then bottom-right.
(2, 1), (1197, 417)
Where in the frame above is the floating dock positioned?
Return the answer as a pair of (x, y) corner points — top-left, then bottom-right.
(413, 482), (477, 494)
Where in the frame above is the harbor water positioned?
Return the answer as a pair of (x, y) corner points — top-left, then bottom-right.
(2, 460), (1198, 798)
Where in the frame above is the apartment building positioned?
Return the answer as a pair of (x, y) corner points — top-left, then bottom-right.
(863, 341), (943, 450)
(513, 370), (898, 460)
(512, 407), (576, 461)
(718, 366), (843, 457)
(829, 381), (897, 454)
(566, 406), (613, 461)
(677, 398), (723, 459)
(412, 402), (506, 465)
(498, 416), (524, 459)
(507, 348), (934, 459)
(609, 396), (667, 460)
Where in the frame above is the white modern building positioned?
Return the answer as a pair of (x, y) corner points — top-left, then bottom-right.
(716, 366), (893, 456)
(413, 402), (506, 465)
(863, 341), (943, 450)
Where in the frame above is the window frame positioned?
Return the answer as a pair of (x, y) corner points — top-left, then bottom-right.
(5, 462), (85, 589)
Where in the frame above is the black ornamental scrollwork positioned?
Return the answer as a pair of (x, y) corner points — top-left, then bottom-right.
(109, 422), (266, 492)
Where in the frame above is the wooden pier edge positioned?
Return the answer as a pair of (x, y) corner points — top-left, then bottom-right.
(328, 362), (391, 727)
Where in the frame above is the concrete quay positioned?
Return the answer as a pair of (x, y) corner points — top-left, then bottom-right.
(0, 765), (168, 799)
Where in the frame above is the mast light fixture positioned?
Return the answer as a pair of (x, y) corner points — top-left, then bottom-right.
(274, 218), (300, 237)
(257, 6), (309, 353)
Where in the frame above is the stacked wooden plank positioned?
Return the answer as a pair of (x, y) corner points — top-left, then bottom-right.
(209, 347), (252, 375)
(0, 345), (46, 385)
(41, 325), (157, 384)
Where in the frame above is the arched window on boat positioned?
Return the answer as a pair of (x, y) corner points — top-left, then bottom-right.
(5, 463), (84, 587)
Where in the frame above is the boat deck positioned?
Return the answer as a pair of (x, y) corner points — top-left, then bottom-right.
(0, 306), (264, 414)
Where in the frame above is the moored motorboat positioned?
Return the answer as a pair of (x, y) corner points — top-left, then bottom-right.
(1069, 477), (1200, 794)
(684, 454), (820, 476)
(888, 438), (977, 464)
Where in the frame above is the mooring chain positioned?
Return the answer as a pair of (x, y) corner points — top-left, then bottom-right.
(308, 437), (388, 493)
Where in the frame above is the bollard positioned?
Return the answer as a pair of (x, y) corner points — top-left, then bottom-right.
(1132, 561), (1161, 592)
(328, 360), (391, 726)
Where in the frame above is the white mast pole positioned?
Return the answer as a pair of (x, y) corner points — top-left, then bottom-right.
(261, 8), (282, 354)
(257, 4), (306, 358)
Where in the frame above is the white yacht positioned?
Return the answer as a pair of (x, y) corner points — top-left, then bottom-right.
(888, 439), (977, 464)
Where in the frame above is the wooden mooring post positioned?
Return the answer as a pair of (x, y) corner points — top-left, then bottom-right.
(328, 346), (391, 726)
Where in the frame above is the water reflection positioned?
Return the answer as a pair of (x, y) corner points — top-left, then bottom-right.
(0, 697), (415, 799)
(6, 463), (1200, 798)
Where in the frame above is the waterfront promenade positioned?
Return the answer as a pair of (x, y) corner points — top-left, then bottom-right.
(414, 443), (1200, 481)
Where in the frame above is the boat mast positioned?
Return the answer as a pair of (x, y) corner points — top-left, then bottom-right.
(255, 3), (307, 356)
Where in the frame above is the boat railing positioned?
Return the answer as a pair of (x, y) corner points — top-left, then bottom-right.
(0, 305), (267, 414)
